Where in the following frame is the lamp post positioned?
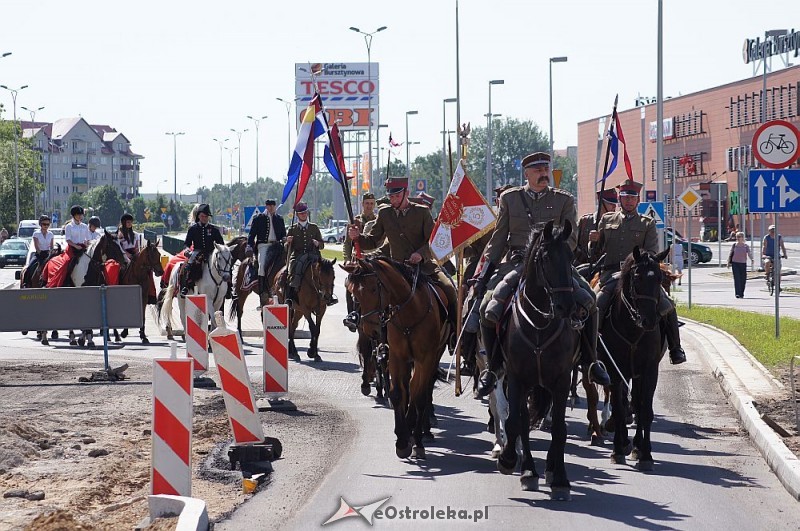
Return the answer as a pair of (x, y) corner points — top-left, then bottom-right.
(246, 115), (268, 182)
(486, 80), (504, 198)
(548, 57), (567, 185)
(350, 26), (387, 194)
(225, 146), (238, 231)
(405, 110), (418, 178)
(165, 131), (185, 203)
(375, 123), (388, 190)
(21, 105), (45, 216)
(442, 98), (457, 203)
(230, 128), (248, 230)
(212, 137), (228, 212)
(156, 178), (168, 196)
(1, 84), (28, 227)
(276, 97), (299, 163)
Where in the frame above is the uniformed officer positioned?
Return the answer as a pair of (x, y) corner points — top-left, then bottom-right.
(180, 204), (224, 296)
(589, 179), (686, 365)
(473, 152), (610, 397)
(574, 188), (618, 267)
(247, 198), (287, 297)
(343, 193), (378, 263)
(285, 202), (324, 303)
(347, 176), (458, 327)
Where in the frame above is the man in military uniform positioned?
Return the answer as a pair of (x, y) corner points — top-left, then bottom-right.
(574, 189), (618, 267)
(473, 152), (610, 397)
(247, 198), (286, 297)
(180, 204), (225, 296)
(347, 176), (458, 327)
(343, 193), (377, 263)
(589, 179), (686, 364)
(285, 202), (324, 303)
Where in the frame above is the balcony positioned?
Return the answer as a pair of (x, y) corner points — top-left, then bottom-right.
(72, 162), (88, 170)
(120, 164), (140, 171)
(72, 177), (88, 185)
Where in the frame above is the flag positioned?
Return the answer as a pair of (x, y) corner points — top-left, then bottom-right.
(597, 127), (619, 183)
(614, 111), (635, 180)
(429, 160), (496, 263)
(323, 123), (347, 183)
(281, 94), (327, 206)
(388, 133), (401, 148)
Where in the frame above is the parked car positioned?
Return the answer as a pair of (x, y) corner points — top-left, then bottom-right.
(665, 228), (713, 265)
(105, 225), (119, 234)
(0, 238), (31, 268)
(321, 226), (346, 244)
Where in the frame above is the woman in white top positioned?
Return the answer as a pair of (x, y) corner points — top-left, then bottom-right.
(671, 239), (684, 286)
(117, 212), (140, 262)
(23, 215), (55, 287)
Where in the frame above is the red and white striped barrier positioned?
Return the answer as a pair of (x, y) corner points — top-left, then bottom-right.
(151, 348), (193, 497)
(209, 312), (265, 444)
(185, 294), (209, 376)
(263, 304), (289, 396)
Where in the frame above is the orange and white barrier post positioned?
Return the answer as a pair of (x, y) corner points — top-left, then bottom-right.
(263, 304), (289, 396)
(185, 294), (209, 376)
(151, 343), (193, 497)
(209, 312), (265, 444)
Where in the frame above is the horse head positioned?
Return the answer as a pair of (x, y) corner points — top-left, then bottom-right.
(618, 246), (670, 331)
(143, 240), (165, 277)
(342, 257), (387, 337)
(226, 236), (249, 262)
(524, 219), (576, 319)
(317, 257), (337, 305)
(212, 243), (234, 283)
(96, 230), (126, 264)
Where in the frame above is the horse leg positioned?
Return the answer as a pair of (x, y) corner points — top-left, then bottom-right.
(390, 357), (412, 459)
(113, 329), (122, 342)
(40, 330), (49, 346)
(490, 374), (508, 458)
(306, 313), (322, 362)
(359, 334), (374, 397)
(611, 381), (632, 464)
(582, 366), (604, 445)
(51, 330), (58, 339)
(409, 362), (432, 459)
(634, 363), (659, 471)
(70, 330), (78, 346)
(140, 327), (149, 345)
(121, 328), (128, 338)
(569, 364), (580, 407)
(288, 312), (301, 361)
(85, 330), (94, 348)
(547, 374), (572, 501)
(518, 386), (539, 492)
(498, 375), (524, 476)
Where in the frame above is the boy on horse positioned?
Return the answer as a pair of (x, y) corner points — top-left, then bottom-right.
(61, 205), (92, 286)
(472, 152), (610, 397)
(285, 202), (324, 303)
(246, 198), (286, 298)
(588, 178), (686, 365)
(180, 204), (224, 296)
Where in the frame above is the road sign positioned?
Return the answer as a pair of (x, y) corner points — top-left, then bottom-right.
(243, 206), (261, 233)
(748, 169), (800, 213)
(52, 212), (59, 224)
(415, 178), (427, 193)
(645, 190), (657, 202)
(637, 201), (665, 229)
(752, 119), (800, 169)
(677, 187), (702, 210)
(161, 213), (167, 221)
(161, 207), (168, 213)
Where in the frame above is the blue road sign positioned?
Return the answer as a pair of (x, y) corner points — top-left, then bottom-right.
(637, 201), (665, 229)
(51, 212), (59, 224)
(415, 179), (427, 193)
(749, 169), (800, 213)
(160, 213), (167, 221)
(243, 206), (261, 233)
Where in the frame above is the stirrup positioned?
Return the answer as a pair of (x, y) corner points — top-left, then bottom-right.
(587, 361), (610, 385)
(476, 369), (498, 398)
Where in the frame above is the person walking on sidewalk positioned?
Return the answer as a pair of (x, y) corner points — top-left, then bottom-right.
(727, 231), (753, 298)
(671, 239), (684, 286)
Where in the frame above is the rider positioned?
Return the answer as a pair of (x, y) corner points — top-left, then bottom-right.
(346, 176), (458, 332)
(63, 205), (92, 285)
(88, 216), (102, 241)
(180, 204), (224, 296)
(285, 202), (324, 304)
(574, 189), (618, 268)
(762, 224), (788, 282)
(23, 215), (54, 287)
(246, 198), (287, 298)
(589, 178), (687, 365)
(473, 152), (610, 397)
(343, 193), (378, 323)
(117, 213), (140, 262)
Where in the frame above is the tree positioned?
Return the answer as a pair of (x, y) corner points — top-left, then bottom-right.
(128, 196), (147, 223)
(0, 111), (42, 230)
(85, 185), (125, 227)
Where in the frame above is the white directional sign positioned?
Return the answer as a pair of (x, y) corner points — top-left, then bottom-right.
(637, 201), (665, 228)
(677, 187), (702, 211)
(748, 169), (800, 213)
(752, 119), (800, 169)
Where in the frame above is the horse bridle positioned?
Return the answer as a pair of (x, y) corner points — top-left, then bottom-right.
(352, 261), (424, 334)
(619, 260), (662, 329)
(517, 238), (574, 329)
(206, 248), (234, 290)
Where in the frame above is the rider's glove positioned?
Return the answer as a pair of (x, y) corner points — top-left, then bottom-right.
(245, 245), (254, 258)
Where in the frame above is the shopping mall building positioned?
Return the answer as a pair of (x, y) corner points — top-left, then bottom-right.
(576, 45), (800, 243)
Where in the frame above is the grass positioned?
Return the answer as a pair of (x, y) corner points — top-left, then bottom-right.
(320, 248), (342, 262)
(677, 304), (800, 368)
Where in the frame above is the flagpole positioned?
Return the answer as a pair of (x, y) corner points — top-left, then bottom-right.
(455, 0), (462, 160)
(453, 128), (466, 397)
(594, 94), (619, 230)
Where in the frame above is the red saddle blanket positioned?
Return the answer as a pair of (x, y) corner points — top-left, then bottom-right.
(41, 250), (121, 288)
(163, 253), (188, 288)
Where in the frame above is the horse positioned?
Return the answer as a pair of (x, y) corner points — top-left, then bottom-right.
(342, 256), (451, 460)
(19, 244), (63, 342)
(229, 245), (286, 339)
(494, 219), (580, 499)
(113, 239), (164, 344)
(160, 243), (234, 341)
(598, 246), (670, 470)
(272, 255), (336, 362)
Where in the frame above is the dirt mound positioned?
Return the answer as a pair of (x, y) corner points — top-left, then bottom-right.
(25, 510), (96, 530)
(0, 422), (46, 473)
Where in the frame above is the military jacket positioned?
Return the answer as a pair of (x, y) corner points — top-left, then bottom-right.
(574, 212), (601, 266)
(287, 222), (324, 259)
(359, 203), (437, 275)
(184, 222), (224, 254)
(483, 185), (577, 266)
(596, 210), (658, 272)
(343, 212), (376, 260)
(247, 212), (286, 247)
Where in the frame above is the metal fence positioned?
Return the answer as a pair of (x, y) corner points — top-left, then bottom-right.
(161, 234), (185, 256)
(143, 227), (167, 244)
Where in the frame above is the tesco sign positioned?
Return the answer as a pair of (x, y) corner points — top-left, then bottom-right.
(295, 62), (380, 131)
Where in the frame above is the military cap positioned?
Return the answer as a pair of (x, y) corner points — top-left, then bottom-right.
(362, 192), (376, 201)
(597, 189), (619, 204)
(616, 179), (643, 196)
(294, 202), (309, 213)
(264, 198), (277, 206)
(522, 152), (551, 168)
(385, 176), (409, 194)
(411, 192), (435, 208)
(196, 204), (213, 217)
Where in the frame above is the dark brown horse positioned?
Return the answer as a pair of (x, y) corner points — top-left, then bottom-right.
(114, 239), (164, 344)
(229, 246), (286, 339)
(343, 256), (451, 460)
(19, 244), (63, 342)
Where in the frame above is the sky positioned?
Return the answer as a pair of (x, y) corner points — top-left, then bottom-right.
(0, 0), (795, 195)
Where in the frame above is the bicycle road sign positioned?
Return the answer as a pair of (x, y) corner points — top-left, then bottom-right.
(752, 119), (800, 169)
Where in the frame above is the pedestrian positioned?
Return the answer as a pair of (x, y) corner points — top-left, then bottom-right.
(671, 239), (683, 286)
(0, 227), (8, 244)
(727, 231), (753, 298)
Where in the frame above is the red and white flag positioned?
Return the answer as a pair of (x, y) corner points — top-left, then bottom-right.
(429, 160), (496, 263)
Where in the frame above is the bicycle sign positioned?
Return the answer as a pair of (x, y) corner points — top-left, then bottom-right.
(752, 119), (800, 169)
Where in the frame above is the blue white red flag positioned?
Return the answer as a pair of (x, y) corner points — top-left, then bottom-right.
(614, 111), (635, 180)
(598, 128), (619, 183)
(324, 123), (348, 183)
(281, 94), (327, 206)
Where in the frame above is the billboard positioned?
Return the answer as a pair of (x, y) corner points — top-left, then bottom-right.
(295, 62), (379, 130)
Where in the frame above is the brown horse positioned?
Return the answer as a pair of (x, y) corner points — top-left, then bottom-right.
(343, 256), (451, 460)
(19, 244), (63, 342)
(229, 246), (286, 339)
(114, 240), (164, 344)
(272, 255), (336, 362)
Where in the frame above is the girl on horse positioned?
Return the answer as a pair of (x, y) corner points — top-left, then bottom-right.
(88, 216), (102, 241)
(59, 205), (91, 286)
(22, 215), (54, 287)
(117, 212), (140, 262)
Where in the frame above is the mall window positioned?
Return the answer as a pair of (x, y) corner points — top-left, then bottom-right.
(728, 82), (799, 128)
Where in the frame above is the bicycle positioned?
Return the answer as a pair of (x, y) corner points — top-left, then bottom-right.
(763, 255), (786, 296)
(759, 133), (795, 155)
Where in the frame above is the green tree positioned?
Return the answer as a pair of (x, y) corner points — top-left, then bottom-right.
(128, 196), (147, 223)
(0, 112), (42, 231)
(85, 185), (125, 227)
(66, 192), (87, 213)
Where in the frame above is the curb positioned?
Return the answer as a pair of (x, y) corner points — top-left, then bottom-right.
(685, 318), (800, 501)
(135, 495), (209, 531)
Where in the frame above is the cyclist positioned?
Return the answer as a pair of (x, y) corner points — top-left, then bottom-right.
(762, 224), (787, 283)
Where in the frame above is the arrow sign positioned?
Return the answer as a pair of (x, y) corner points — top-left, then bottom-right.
(777, 174), (800, 208)
(754, 175), (767, 209)
(749, 169), (800, 213)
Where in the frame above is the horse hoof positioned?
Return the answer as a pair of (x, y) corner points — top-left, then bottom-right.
(41, 338), (49, 346)
(611, 454), (626, 465)
(69, 340), (78, 346)
(51, 331), (58, 339)
(631, 447), (640, 461)
(520, 471), (539, 491)
(590, 435), (604, 447)
(545, 471), (553, 486)
(491, 444), (503, 459)
(141, 337), (150, 345)
(624, 441), (633, 456)
(312, 355), (323, 363)
(121, 329), (128, 338)
(289, 353), (301, 362)
(636, 460), (654, 471)
(22, 331), (28, 336)
(497, 455), (516, 475)
(396, 444), (412, 459)
(549, 487), (571, 501)
(411, 446), (426, 460)
(78, 337), (85, 347)
(87, 341), (95, 348)
(360, 383), (371, 396)
(167, 334), (174, 341)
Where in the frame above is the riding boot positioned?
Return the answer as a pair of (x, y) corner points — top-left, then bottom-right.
(460, 331), (478, 373)
(258, 275), (265, 296)
(476, 324), (500, 398)
(179, 267), (191, 297)
(663, 309), (687, 365)
(582, 307), (611, 386)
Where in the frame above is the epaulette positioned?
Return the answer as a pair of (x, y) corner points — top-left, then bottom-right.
(551, 187), (574, 199)
(499, 186), (523, 199)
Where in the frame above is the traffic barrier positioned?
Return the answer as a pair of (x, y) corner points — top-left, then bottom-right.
(151, 345), (193, 497)
(185, 295), (209, 376)
(209, 312), (265, 444)
(263, 304), (289, 396)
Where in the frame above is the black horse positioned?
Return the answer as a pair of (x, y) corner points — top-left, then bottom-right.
(496, 220), (581, 500)
(599, 246), (670, 470)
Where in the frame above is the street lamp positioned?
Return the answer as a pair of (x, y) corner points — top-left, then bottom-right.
(350, 25), (387, 194)
(405, 110), (418, 178)
(212, 137), (228, 189)
(549, 57), (567, 185)
(1, 52), (11, 58)
(165, 131), (185, 203)
(442, 98), (457, 203)
(21, 105), (46, 216)
(1, 84), (28, 227)
(225, 146), (238, 231)
(246, 115), (268, 183)
(156, 178), (168, 196)
(276, 97), (299, 162)
(230, 128), (248, 223)
(486, 80), (504, 199)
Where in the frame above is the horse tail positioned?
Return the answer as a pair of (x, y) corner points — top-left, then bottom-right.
(160, 272), (176, 329)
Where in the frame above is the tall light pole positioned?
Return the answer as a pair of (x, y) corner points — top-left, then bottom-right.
(405, 110), (418, 178)
(21, 105), (45, 216)
(350, 26), (387, 195)
(276, 97), (298, 164)
(548, 57), (567, 185)
(656, 0), (664, 251)
(486, 80), (504, 198)
(230, 128), (248, 230)
(442, 98), (457, 203)
(1, 84), (28, 227)
(225, 146), (238, 232)
(165, 131), (185, 203)
(156, 178), (168, 196)
(246, 115), (268, 183)
(212, 137), (228, 206)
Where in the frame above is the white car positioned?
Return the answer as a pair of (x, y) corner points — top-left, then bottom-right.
(321, 226), (346, 243)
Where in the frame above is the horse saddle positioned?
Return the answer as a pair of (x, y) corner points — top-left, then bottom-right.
(242, 259), (259, 292)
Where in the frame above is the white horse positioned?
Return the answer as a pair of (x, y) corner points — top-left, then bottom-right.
(160, 243), (234, 341)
